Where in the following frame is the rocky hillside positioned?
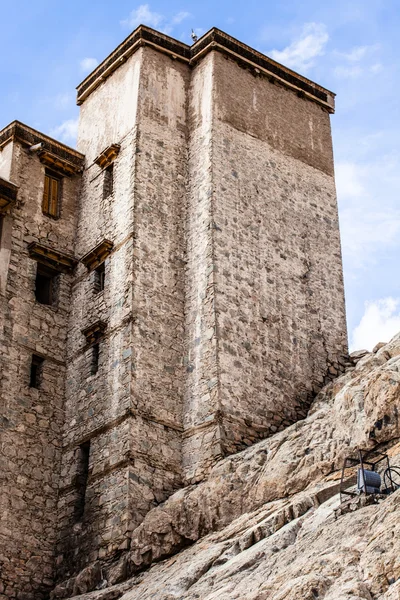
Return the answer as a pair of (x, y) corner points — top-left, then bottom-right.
(54, 333), (400, 600)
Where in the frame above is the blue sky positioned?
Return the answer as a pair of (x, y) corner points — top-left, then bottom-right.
(1, 0), (399, 351)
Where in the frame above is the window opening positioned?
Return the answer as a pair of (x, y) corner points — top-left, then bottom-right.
(35, 263), (59, 306)
(103, 164), (114, 199)
(93, 262), (105, 293)
(91, 343), (100, 375)
(0, 215), (4, 245)
(43, 170), (61, 217)
(29, 355), (44, 388)
(74, 440), (90, 521)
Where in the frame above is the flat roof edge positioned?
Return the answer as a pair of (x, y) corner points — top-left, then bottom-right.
(0, 121), (85, 169)
(76, 26), (335, 112)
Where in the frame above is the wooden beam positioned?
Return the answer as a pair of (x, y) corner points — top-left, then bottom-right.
(28, 242), (78, 273)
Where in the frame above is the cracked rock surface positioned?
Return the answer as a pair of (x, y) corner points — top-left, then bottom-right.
(58, 333), (400, 599)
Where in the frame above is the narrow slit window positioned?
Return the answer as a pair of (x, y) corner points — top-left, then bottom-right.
(93, 262), (105, 293)
(29, 355), (44, 388)
(103, 164), (114, 199)
(91, 343), (100, 375)
(74, 440), (90, 522)
(43, 170), (61, 218)
(0, 215), (4, 246)
(35, 264), (59, 306)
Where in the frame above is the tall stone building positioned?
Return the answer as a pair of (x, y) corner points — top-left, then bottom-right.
(0, 26), (347, 598)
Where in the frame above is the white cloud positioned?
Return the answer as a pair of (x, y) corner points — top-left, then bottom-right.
(370, 63), (383, 74)
(333, 63), (383, 79)
(333, 44), (381, 78)
(121, 4), (163, 29)
(334, 44), (379, 62)
(335, 162), (365, 198)
(268, 23), (329, 72)
(54, 93), (73, 110)
(335, 158), (400, 268)
(80, 57), (99, 74)
(333, 65), (363, 79)
(340, 208), (400, 267)
(121, 4), (190, 33)
(49, 118), (79, 145)
(170, 11), (190, 25)
(342, 46), (369, 62)
(351, 298), (400, 351)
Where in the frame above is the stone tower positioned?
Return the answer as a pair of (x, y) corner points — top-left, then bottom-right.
(0, 26), (347, 598)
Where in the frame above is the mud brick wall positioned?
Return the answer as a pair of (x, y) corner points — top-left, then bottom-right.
(0, 140), (80, 598)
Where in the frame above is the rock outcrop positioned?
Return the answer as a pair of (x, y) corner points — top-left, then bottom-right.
(54, 333), (400, 599)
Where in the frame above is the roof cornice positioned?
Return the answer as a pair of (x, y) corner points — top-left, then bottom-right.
(0, 121), (85, 174)
(76, 26), (335, 112)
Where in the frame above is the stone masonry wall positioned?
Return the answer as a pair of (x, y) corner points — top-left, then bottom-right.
(181, 51), (347, 481)
(129, 46), (188, 492)
(1, 30), (348, 598)
(57, 46), (189, 580)
(212, 52), (347, 456)
(182, 53), (224, 482)
(57, 45), (142, 576)
(0, 140), (80, 598)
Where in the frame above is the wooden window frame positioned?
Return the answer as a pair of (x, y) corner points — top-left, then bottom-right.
(42, 169), (62, 218)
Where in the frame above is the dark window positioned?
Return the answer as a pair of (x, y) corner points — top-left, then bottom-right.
(91, 343), (100, 375)
(74, 440), (90, 522)
(35, 264), (59, 306)
(29, 355), (44, 388)
(0, 215), (4, 245)
(93, 262), (105, 293)
(43, 170), (62, 218)
(103, 164), (114, 199)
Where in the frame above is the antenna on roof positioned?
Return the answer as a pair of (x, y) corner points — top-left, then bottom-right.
(191, 29), (198, 43)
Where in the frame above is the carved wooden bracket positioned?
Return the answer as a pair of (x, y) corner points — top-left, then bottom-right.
(81, 239), (114, 271)
(82, 320), (107, 345)
(28, 242), (78, 273)
(94, 144), (120, 169)
(38, 150), (83, 177)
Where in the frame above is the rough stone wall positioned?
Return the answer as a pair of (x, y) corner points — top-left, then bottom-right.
(182, 51), (347, 482)
(56, 48), (143, 578)
(209, 53), (347, 458)
(182, 53), (224, 482)
(129, 46), (188, 495)
(57, 46), (189, 579)
(210, 52), (347, 457)
(1, 32), (348, 597)
(0, 140), (80, 598)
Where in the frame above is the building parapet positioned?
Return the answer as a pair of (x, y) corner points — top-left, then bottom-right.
(0, 121), (85, 175)
(76, 26), (335, 112)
